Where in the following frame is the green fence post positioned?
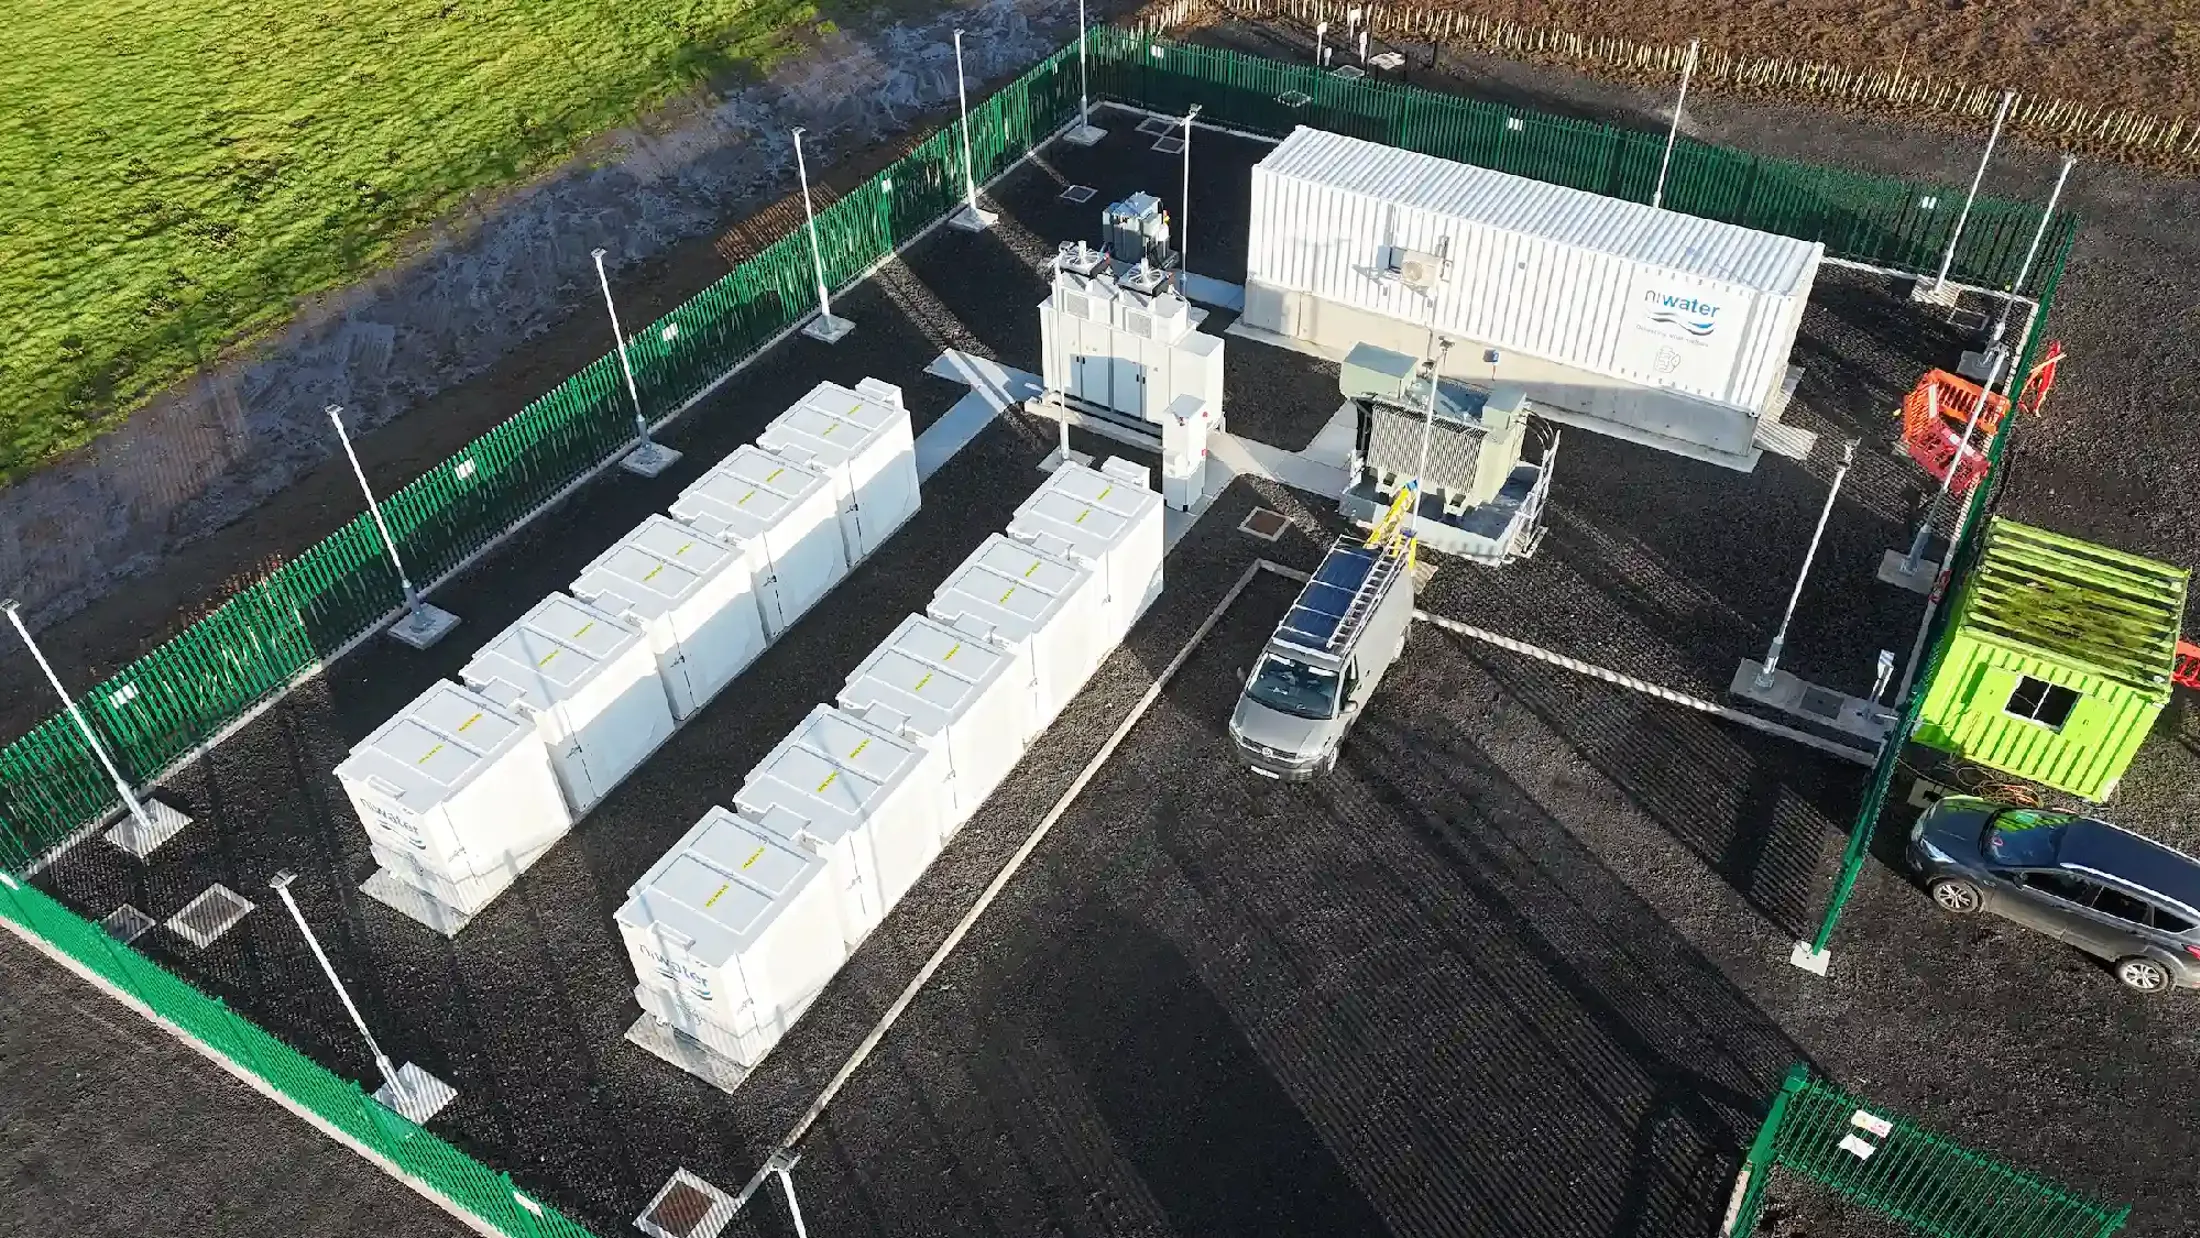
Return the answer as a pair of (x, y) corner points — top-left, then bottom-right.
(1724, 1066), (1811, 1237)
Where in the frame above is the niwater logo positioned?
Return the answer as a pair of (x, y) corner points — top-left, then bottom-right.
(638, 943), (714, 1000)
(1643, 290), (1719, 337)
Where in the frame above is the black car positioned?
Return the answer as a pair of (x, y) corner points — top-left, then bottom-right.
(1908, 795), (2200, 993)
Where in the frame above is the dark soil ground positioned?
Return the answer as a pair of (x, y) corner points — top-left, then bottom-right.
(11, 29), (2200, 1238)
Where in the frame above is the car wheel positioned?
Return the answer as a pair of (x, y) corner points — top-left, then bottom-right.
(2115, 957), (2172, 994)
(1929, 877), (1983, 915)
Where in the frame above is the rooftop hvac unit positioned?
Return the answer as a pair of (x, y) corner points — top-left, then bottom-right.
(569, 515), (768, 721)
(1006, 458), (1165, 648)
(617, 806), (845, 1067)
(927, 534), (1102, 731)
(335, 679), (572, 916)
(669, 445), (849, 637)
(733, 705), (948, 950)
(758, 380), (921, 566)
(459, 593), (676, 816)
(838, 613), (1036, 834)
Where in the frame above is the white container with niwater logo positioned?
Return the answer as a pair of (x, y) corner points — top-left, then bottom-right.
(757, 379), (921, 567)
(616, 806), (844, 1067)
(335, 680), (572, 911)
(569, 515), (768, 721)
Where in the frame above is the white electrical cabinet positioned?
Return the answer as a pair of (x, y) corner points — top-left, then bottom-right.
(335, 680), (572, 914)
(1245, 126), (1821, 418)
(569, 515), (768, 721)
(1007, 458), (1165, 646)
(616, 806), (845, 1067)
(733, 705), (946, 951)
(837, 613), (1036, 834)
(670, 446), (849, 638)
(459, 593), (676, 816)
(1040, 270), (1225, 423)
(758, 380), (921, 566)
(927, 535), (1101, 730)
(1157, 395), (1216, 512)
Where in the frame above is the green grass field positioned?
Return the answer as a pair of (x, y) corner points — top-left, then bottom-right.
(0, 0), (829, 483)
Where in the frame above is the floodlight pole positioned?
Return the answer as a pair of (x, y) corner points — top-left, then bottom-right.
(1752, 438), (1858, 690)
(1651, 40), (1699, 211)
(1408, 337), (1455, 541)
(1315, 20), (1329, 67)
(791, 129), (853, 343)
(1932, 89), (2016, 295)
(768, 1152), (811, 1238)
(1065, 0), (1106, 145)
(3, 600), (161, 839)
(592, 250), (682, 477)
(1987, 153), (2075, 346)
(1178, 104), (1200, 279)
(269, 871), (407, 1102)
(330, 405), (458, 648)
(948, 30), (995, 232)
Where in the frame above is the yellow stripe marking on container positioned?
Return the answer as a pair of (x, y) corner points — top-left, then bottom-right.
(766, 467), (784, 483)
(738, 489), (757, 506)
(848, 738), (870, 759)
(417, 743), (446, 764)
(642, 564), (665, 583)
(1024, 561), (1040, 577)
(675, 541), (694, 557)
(1098, 485), (1113, 500)
(821, 422), (838, 436)
(705, 880), (734, 907)
(741, 846), (767, 871)
(817, 769), (839, 793)
(999, 585), (1018, 604)
(914, 671), (934, 691)
(571, 621), (595, 639)
(457, 712), (482, 732)
(537, 648), (561, 667)
(1074, 508), (1090, 525)
(943, 642), (960, 661)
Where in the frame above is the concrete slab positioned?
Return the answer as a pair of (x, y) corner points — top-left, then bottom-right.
(1179, 273), (1246, 312)
(917, 351), (1043, 480)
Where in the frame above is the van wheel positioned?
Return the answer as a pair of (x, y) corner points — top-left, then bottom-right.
(2115, 957), (2172, 994)
(1929, 878), (1983, 914)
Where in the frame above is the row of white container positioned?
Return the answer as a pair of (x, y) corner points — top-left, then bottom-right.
(332, 379), (920, 925)
(616, 457), (1168, 1069)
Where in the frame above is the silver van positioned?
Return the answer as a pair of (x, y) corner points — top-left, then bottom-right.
(1230, 536), (1414, 780)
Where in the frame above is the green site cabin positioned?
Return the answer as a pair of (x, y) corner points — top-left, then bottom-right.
(1915, 518), (2188, 802)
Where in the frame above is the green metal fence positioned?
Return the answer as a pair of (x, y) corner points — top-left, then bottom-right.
(1084, 30), (2077, 297)
(1726, 1066), (2128, 1238)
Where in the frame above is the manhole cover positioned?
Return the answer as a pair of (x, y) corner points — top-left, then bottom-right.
(101, 904), (157, 945)
(1238, 507), (1290, 542)
(1797, 686), (1847, 720)
(1134, 115), (1174, 136)
(165, 884), (254, 949)
(1151, 136), (1186, 155)
(1060, 184), (1096, 204)
(1277, 90), (1312, 108)
(637, 1169), (736, 1238)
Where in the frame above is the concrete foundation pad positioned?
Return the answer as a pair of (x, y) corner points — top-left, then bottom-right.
(1731, 661), (1896, 746)
(1040, 446), (1094, 473)
(1877, 548), (1942, 594)
(359, 869), (477, 938)
(387, 603), (460, 650)
(374, 1062), (457, 1125)
(619, 441), (683, 479)
(1788, 941), (1832, 975)
(1909, 278), (1963, 307)
(624, 1014), (753, 1095)
(1062, 123), (1108, 147)
(104, 800), (194, 860)
(948, 204), (998, 232)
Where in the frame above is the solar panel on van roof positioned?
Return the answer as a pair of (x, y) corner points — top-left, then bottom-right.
(1279, 540), (1380, 651)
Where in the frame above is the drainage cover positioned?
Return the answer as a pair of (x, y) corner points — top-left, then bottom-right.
(1239, 508), (1290, 542)
(1797, 686), (1847, 721)
(101, 904), (158, 945)
(1060, 184), (1097, 204)
(1134, 115), (1175, 136)
(166, 884), (254, 949)
(1277, 90), (1312, 108)
(1151, 136), (1186, 155)
(636, 1169), (736, 1238)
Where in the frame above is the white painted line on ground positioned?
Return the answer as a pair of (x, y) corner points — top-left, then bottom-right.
(1412, 609), (1877, 766)
(733, 556), (1288, 1211)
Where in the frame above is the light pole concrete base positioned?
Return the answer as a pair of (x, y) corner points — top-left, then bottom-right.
(1908, 278), (1962, 307)
(1788, 941), (1832, 975)
(620, 440), (683, 479)
(949, 204), (998, 233)
(1063, 123), (1108, 146)
(1877, 548), (1940, 594)
(1040, 445), (1093, 474)
(1732, 660), (1899, 746)
(374, 1061), (457, 1123)
(104, 800), (195, 859)
(801, 313), (855, 344)
(388, 603), (460, 650)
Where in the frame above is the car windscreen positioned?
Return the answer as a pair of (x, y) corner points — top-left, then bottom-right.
(1983, 809), (2078, 867)
(1245, 655), (1340, 721)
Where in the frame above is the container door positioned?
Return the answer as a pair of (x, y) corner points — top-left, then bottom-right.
(1113, 355), (1144, 419)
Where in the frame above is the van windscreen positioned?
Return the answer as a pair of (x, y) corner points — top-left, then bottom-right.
(1247, 656), (1340, 720)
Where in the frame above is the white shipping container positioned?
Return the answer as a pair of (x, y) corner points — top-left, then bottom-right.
(758, 380), (921, 565)
(1006, 457), (1164, 646)
(459, 594), (676, 816)
(669, 446), (849, 638)
(334, 680), (572, 888)
(1245, 127), (1821, 416)
(733, 705), (947, 950)
(569, 515), (768, 721)
(838, 613), (1036, 834)
(926, 534), (1101, 730)
(616, 807), (845, 1066)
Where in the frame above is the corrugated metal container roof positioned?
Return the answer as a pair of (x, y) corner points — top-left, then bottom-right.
(1258, 127), (1820, 296)
(1962, 518), (2189, 697)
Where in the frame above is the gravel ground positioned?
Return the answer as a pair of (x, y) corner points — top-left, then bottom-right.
(13, 66), (2200, 1238)
(0, 930), (475, 1238)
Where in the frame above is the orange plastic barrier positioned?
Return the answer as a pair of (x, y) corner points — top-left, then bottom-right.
(1898, 342), (2066, 496)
